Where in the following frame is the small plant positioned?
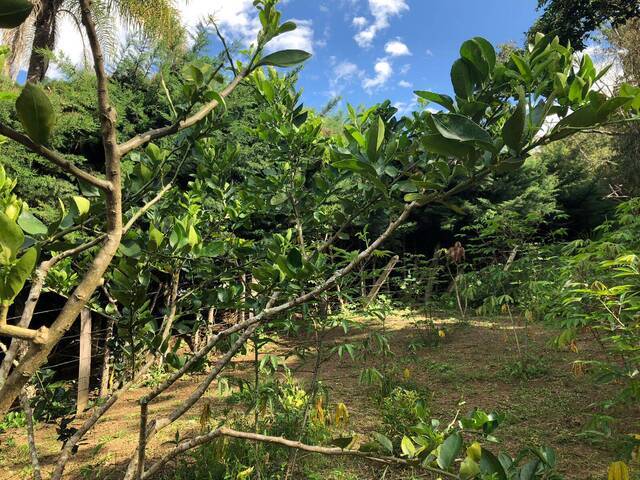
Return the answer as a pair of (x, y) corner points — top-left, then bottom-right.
(0, 411), (26, 433)
(502, 355), (550, 380)
(381, 386), (429, 447)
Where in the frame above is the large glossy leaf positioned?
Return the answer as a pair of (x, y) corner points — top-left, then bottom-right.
(0, 247), (37, 302)
(0, 0), (33, 29)
(18, 211), (47, 236)
(432, 113), (494, 151)
(15, 82), (56, 145)
(460, 39), (489, 80)
(373, 432), (393, 455)
(71, 196), (91, 218)
(451, 59), (473, 99)
(257, 50), (312, 68)
(437, 432), (462, 469)
(401, 436), (416, 458)
(366, 116), (385, 161)
(502, 98), (526, 152)
(422, 134), (474, 159)
(480, 449), (507, 480)
(472, 36), (496, 73)
(414, 90), (456, 111)
(0, 211), (25, 264)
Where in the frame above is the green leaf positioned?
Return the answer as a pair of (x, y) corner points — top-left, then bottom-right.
(148, 225), (164, 250)
(460, 39), (489, 80)
(431, 113), (494, 151)
(331, 437), (353, 450)
(373, 432), (393, 455)
(366, 116), (385, 161)
(502, 98), (526, 152)
(519, 459), (540, 480)
(437, 432), (462, 469)
(270, 192), (288, 206)
(422, 134), (474, 159)
(257, 49), (312, 68)
(480, 449), (507, 480)
(0, 247), (37, 302)
(568, 76), (586, 102)
(0, 211), (25, 264)
(472, 36), (496, 73)
(460, 457), (481, 479)
(510, 53), (532, 82)
(451, 58), (473, 99)
(277, 21), (297, 36)
(15, 82), (56, 145)
(414, 91), (456, 111)
(0, 0), (34, 29)
(287, 248), (303, 269)
(71, 196), (91, 218)
(18, 211), (47, 236)
(400, 436), (416, 458)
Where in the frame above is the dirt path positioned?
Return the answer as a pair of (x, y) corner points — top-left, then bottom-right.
(0, 311), (637, 479)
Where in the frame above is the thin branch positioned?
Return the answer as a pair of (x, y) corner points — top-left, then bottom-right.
(0, 123), (111, 191)
(142, 426), (459, 480)
(211, 20), (237, 76)
(19, 388), (42, 480)
(118, 72), (247, 155)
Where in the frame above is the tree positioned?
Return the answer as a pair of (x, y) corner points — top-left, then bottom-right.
(1, 0), (184, 82)
(0, 2), (638, 478)
(529, 0), (640, 50)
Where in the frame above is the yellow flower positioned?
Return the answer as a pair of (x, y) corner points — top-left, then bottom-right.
(608, 461), (629, 480)
(438, 330), (446, 338)
(403, 368), (411, 380)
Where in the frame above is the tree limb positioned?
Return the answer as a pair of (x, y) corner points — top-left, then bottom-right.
(0, 123), (111, 191)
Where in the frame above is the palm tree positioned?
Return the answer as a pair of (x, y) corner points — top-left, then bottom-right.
(2, 0), (184, 82)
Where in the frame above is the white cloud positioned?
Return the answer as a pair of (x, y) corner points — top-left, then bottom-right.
(352, 16), (368, 28)
(385, 39), (411, 57)
(400, 63), (411, 75)
(398, 80), (412, 88)
(328, 60), (364, 97)
(49, 1), (314, 76)
(268, 19), (315, 53)
(335, 61), (361, 81)
(353, 0), (409, 48)
(393, 98), (417, 116)
(363, 58), (393, 91)
(425, 48), (434, 56)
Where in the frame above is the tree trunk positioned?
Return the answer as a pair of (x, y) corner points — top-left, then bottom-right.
(26, 0), (62, 83)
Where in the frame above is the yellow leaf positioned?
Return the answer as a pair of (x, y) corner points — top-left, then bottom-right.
(608, 461), (629, 480)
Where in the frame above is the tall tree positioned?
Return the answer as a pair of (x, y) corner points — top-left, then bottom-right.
(529, 0), (640, 50)
(2, 0), (184, 82)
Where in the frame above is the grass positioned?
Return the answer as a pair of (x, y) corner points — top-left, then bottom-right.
(0, 310), (637, 479)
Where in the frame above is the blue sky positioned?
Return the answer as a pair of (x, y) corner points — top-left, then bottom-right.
(254, 0), (541, 114)
(48, 0), (541, 115)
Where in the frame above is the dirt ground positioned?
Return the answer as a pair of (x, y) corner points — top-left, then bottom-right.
(1, 310), (638, 479)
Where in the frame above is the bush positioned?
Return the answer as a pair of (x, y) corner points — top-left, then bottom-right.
(380, 386), (428, 447)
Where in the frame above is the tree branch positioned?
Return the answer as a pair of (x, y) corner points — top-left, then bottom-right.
(142, 426), (459, 480)
(0, 123), (111, 191)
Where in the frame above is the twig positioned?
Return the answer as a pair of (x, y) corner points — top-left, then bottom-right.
(142, 426), (459, 480)
(19, 387), (42, 480)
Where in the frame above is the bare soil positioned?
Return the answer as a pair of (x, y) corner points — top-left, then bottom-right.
(1, 310), (638, 479)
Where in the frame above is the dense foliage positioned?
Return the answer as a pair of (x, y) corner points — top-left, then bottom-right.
(0, 1), (639, 479)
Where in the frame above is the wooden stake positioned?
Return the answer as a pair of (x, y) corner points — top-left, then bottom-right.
(364, 255), (399, 305)
(77, 308), (92, 415)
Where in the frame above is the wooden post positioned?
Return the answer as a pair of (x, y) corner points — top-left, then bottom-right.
(364, 255), (399, 306)
(77, 308), (92, 415)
